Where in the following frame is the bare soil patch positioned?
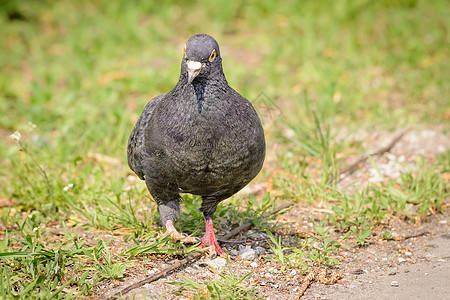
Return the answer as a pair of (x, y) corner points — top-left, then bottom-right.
(89, 128), (449, 299)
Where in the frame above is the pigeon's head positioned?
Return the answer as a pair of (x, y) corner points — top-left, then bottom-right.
(182, 34), (222, 84)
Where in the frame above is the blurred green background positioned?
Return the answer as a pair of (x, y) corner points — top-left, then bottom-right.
(1, 0), (448, 212)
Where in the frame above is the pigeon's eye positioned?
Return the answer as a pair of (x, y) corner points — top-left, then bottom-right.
(209, 49), (216, 62)
(183, 46), (186, 55)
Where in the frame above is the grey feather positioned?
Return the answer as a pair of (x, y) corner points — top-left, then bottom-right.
(127, 34), (265, 225)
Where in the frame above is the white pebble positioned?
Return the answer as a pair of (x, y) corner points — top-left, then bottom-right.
(206, 257), (227, 269)
(147, 268), (158, 275)
(241, 249), (258, 261)
(391, 281), (399, 287)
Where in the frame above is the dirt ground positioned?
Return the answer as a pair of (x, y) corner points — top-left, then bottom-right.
(95, 128), (449, 300)
(298, 211), (449, 300)
(97, 207), (448, 300)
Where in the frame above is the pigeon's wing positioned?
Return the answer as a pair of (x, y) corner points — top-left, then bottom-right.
(127, 93), (166, 180)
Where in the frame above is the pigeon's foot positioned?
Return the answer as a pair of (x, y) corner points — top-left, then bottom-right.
(199, 218), (227, 257)
(157, 220), (199, 243)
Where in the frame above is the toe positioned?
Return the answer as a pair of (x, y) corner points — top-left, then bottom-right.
(179, 235), (200, 244)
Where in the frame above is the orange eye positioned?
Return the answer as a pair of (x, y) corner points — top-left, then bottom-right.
(209, 49), (216, 62)
(183, 46), (186, 54)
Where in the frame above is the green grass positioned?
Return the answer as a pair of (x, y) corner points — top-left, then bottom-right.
(0, 0), (449, 298)
(169, 266), (258, 300)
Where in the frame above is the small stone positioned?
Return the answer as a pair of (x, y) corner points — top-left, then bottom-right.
(204, 257), (227, 269)
(255, 246), (266, 255)
(147, 268), (158, 275)
(390, 281), (399, 287)
(425, 273), (428, 276)
(248, 231), (269, 239)
(405, 251), (412, 256)
(240, 246), (258, 261)
(351, 269), (365, 275)
(436, 258), (446, 262)
(250, 262), (258, 268)
(241, 250), (258, 261)
(398, 257), (407, 263)
(265, 273), (272, 278)
(239, 245), (253, 254)
(290, 270), (297, 276)
(382, 257), (388, 261)
(230, 249), (239, 256)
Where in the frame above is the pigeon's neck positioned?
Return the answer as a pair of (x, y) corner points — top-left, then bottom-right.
(192, 80), (206, 113)
(189, 73), (227, 113)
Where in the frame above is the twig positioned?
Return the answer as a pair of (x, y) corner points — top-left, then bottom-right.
(334, 130), (409, 183)
(109, 252), (203, 299)
(109, 202), (294, 299)
(403, 231), (430, 240)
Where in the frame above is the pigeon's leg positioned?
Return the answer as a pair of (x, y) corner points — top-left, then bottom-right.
(155, 198), (198, 243)
(199, 218), (227, 257)
(199, 198), (227, 257)
(157, 220), (199, 243)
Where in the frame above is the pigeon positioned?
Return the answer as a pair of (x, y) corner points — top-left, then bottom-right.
(127, 34), (265, 256)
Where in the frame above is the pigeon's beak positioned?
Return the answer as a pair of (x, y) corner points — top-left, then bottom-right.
(187, 60), (203, 84)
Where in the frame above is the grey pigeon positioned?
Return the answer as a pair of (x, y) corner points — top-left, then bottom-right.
(127, 34), (265, 256)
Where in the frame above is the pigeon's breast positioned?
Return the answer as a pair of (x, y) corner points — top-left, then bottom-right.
(157, 95), (263, 189)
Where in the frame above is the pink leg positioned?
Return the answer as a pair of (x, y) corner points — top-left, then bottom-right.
(157, 220), (199, 243)
(199, 218), (227, 257)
